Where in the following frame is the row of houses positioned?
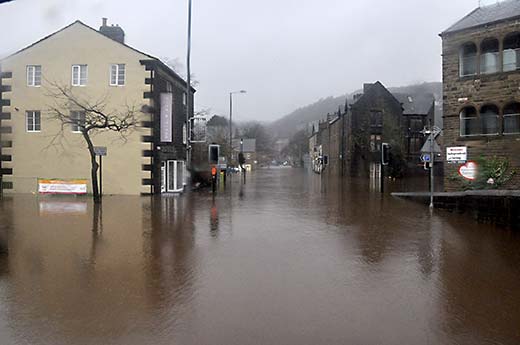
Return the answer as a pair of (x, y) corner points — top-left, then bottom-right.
(312, 0), (520, 191)
(0, 19), (194, 196)
(309, 82), (435, 179)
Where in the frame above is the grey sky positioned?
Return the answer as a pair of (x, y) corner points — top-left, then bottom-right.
(0, 0), (490, 122)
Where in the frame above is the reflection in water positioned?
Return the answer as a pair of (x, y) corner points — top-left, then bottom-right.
(0, 169), (519, 345)
(210, 197), (219, 237)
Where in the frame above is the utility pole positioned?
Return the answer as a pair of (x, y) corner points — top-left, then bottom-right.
(229, 92), (233, 167)
(420, 121), (442, 209)
(228, 90), (246, 170)
(185, 0), (193, 171)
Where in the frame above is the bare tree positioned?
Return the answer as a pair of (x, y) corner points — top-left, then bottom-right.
(46, 83), (141, 203)
(161, 56), (199, 87)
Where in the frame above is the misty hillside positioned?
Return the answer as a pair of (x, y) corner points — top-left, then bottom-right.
(269, 82), (442, 139)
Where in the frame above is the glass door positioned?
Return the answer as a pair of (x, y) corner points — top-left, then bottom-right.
(164, 160), (185, 193)
(161, 162), (166, 193)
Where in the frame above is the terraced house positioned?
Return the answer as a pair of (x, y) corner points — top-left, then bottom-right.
(441, 0), (520, 189)
(0, 19), (194, 195)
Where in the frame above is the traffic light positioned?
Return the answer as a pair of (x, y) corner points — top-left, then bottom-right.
(381, 143), (391, 166)
(322, 155), (329, 165)
(238, 152), (246, 165)
(209, 144), (220, 164)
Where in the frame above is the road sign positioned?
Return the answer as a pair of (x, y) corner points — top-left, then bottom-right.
(420, 135), (441, 154)
(458, 161), (478, 180)
(420, 153), (431, 162)
(93, 146), (107, 156)
(447, 146), (467, 163)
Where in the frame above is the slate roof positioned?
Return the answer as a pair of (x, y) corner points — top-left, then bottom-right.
(392, 93), (435, 116)
(442, 0), (520, 35)
(1, 20), (194, 91)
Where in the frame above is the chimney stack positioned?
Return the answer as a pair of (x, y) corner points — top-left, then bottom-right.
(99, 17), (125, 44)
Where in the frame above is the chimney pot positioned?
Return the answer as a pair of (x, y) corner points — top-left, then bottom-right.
(102, 17), (107, 26)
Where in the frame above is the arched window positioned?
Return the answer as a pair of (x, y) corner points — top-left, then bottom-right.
(480, 104), (499, 135)
(480, 38), (500, 74)
(503, 33), (520, 72)
(460, 106), (478, 136)
(459, 42), (477, 77)
(503, 102), (520, 134)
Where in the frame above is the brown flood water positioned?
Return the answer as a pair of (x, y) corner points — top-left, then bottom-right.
(0, 168), (520, 345)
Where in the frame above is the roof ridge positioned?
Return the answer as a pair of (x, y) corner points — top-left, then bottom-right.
(1, 20), (157, 62)
(441, 0), (520, 36)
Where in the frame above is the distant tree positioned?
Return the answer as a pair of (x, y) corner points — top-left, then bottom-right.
(161, 56), (199, 87)
(240, 121), (274, 157)
(46, 83), (141, 203)
(281, 129), (309, 165)
(207, 115), (229, 127)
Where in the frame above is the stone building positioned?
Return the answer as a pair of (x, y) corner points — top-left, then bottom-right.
(441, 0), (520, 190)
(0, 19), (194, 195)
(348, 82), (405, 177)
(310, 82), (434, 179)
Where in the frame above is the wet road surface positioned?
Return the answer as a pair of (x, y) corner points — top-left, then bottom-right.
(1, 168), (520, 345)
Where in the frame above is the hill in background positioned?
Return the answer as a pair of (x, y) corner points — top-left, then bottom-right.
(269, 81), (442, 139)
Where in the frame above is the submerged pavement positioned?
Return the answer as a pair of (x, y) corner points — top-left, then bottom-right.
(0, 168), (519, 345)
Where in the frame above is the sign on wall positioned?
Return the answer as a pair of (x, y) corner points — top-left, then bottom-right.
(38, 179), (88, 195)
(458, 161), (478, 181)
(160, 93), (173, 142)
(447, 146), (467, 163)
(93, 146), (107, 156)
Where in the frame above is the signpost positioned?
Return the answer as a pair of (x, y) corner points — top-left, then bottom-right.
(420, 124), (442, 209)
(94, 146), (107, 197)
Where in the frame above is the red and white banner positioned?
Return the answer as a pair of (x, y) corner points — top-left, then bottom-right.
(38, 179), (88, 195)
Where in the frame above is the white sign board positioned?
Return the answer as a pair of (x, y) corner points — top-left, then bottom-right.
(458, 161), (478, 181)
(447, 146), (467, 163)
(93, 146), (107, 156)
(160, 93), (173, 142)
(38, 179), (87, 195)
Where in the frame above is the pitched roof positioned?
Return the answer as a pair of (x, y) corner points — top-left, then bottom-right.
(442, 0), (520, 35)
(392, 93), (434, 115)
(1, 20), (193, 90)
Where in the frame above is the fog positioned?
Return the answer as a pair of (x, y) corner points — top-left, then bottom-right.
(0, 0), (491, 122)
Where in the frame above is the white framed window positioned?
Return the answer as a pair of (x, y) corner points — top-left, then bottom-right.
(72, 64), (88, 86)
(110, 64), (125, 86)
(26, 111), (41, 132)
(27, 65), (42, 86)
(70, 110), (86, 133)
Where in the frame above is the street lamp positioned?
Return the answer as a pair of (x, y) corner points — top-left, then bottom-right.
(185, 0), (193, 171)
(229, 90), (246, 167)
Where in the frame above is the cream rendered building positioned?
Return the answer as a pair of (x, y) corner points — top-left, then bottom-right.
(0, 19), (192, 195)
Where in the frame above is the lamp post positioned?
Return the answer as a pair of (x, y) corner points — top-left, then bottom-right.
(185, 0), (193, 171)
(229, 90), (246, 168)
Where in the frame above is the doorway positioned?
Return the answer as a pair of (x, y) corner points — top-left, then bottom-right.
(160, 160), (185, 193)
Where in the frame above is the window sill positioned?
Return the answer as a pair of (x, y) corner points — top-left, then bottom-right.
(458, 133), (520, 141)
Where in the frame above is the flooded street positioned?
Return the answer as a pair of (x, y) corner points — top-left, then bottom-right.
(1, 168), (520, 345)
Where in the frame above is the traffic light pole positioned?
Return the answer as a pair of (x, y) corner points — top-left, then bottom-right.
(429, 127), (434, 209)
